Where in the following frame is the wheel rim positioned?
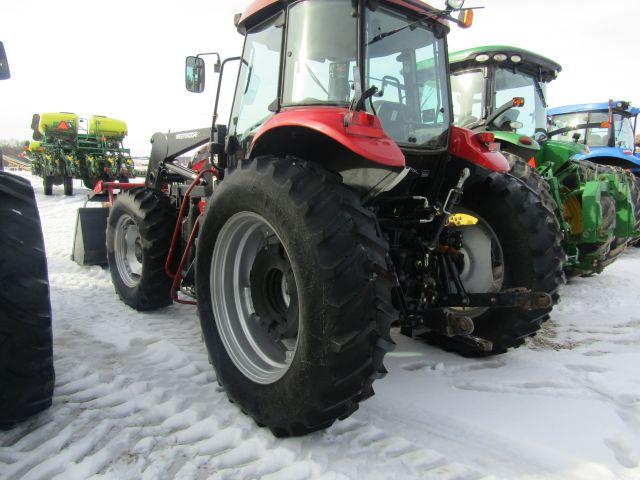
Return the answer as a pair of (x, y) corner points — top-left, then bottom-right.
(449, 208), (505, 318)
(114, 213), (143, 288)
(210, 212), (300, 385)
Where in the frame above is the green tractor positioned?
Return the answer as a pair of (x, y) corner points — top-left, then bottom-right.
(29, 112), (135, 195)
(446, 46), (637, 275)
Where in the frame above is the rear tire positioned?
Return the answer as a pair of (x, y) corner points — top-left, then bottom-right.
(423, 172), (565, 357)
(43, 176), (53, 196)
(506, 155), (617, 276)
(196, 156), (396, 436)
(63, 176), (73, 196)
(0, 172), (54, 429)
(628, 173), (640, 247)
(568, 161), (617, 275)
(107, 188), (176, 311)
(600, 166), (630, 264)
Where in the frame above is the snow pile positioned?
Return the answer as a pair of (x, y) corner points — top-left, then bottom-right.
(1, 173), (640, 480)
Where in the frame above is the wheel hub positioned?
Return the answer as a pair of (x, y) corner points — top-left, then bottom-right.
(114, 214), (143, 288)
(250, 244), (298, 341)
(448, 209), (505, 318)
(210, 212), (300, 385)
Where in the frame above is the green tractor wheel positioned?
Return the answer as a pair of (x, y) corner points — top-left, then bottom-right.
(505, 154), (616, 277)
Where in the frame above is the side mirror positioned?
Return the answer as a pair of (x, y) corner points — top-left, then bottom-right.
(0, 41), (10, 80)
(534, 130), (548, 143)
(185, 56), (205, 93)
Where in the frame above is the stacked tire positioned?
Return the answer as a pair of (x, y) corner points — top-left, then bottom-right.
(0, 172), (54, 429)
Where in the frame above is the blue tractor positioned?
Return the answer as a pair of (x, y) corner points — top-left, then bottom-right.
(548, 100), (639, 170)
(548, 100), (640, 246)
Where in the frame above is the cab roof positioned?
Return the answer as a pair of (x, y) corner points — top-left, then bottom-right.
(548, 102), (640, 117)
(449, 45), (562, 83)
(237, 0), (448, 34)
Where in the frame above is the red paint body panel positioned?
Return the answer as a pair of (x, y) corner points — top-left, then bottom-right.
(448, 126), (510, 173)
(251, 107), (405, 168)
(238, 0), (446, 33)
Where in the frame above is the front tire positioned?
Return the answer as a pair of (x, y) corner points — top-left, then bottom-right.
(424, 172), (565, 357)
(0, 173), (54, 429)
(196, 157), (396, 437)
(107, 188), (176, 311)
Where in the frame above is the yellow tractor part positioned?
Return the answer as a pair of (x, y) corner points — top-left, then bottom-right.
(562, 195), (583, 235)
(38, 112), (79, 135)
(448, 213), (480, 227)
(89, 116), (128, 139)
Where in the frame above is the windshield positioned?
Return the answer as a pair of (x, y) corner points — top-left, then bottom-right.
(450, 69), (484, 127)
(492, 69), (547, 137)
(283, 0), (357, 106)
(548, 111), (635, 148)
(365, 7), (450, 148)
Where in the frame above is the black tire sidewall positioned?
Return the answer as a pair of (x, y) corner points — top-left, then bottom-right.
(106, 189), (175, 310)
(196, 158), (394, 431)
(197, 170), (333, 425)
(456, 174), (559, 347)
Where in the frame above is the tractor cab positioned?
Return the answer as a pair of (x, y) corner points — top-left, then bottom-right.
(548, 101), (640, 173)
(184, 0), (486, 197)
(448, 45), (561, 157)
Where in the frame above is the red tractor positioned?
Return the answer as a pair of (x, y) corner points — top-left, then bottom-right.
(106, 0), (564, 436)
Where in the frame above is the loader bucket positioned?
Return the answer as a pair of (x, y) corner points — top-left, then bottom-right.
(72, 207), (109, 266)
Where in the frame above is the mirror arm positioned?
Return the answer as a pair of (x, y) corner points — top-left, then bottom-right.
(197, 52), (222, 72)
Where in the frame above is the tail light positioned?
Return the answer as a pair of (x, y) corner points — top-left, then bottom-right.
(475, 132), (500, 152)
(519, 136), (534, 146)
(476, 132), (495, 144)
(528, 157), (538, 168)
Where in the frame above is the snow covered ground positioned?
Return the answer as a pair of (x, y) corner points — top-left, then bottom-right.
(1, 172), (640, 480)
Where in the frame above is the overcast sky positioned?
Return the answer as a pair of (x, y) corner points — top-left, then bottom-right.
(1, 0), (639, 156)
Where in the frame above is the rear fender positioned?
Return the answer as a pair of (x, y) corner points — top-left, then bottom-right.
(249, 108), (407, 197)
(579, 150), (640, 172)
(449, 126), (509, 173)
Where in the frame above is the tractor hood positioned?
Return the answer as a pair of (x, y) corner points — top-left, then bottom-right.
(493, 131), (540, 151)
(536, 139), (588, 173)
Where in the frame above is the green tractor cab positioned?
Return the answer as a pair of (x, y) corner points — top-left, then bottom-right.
(446, 45), (637, 275)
